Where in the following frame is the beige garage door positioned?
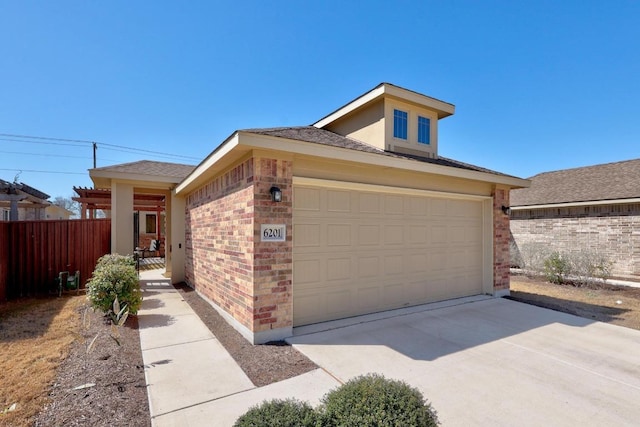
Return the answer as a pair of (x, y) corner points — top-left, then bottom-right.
(293, 183), (487, 326)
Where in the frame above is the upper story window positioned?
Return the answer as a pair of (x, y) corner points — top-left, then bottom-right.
(393, 109), (408, 140)
(418, 116), (431, 144)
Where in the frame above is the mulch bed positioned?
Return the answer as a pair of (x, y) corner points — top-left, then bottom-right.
(35, 305), (150, 427)
(174, 283), (318, 387)
(36, 282), (318, 425)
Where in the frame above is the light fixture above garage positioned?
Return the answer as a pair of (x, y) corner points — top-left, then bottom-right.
(501, 205), (511, 215)
(270, 186), (282, 202)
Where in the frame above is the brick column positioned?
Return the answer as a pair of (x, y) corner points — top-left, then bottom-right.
(251, 157), (293, 343)
(493, 185), (510, 295)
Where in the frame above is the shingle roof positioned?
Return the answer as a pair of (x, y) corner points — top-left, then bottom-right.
(510, 158), (640, 206)
(241, 126), (511, 177)
(92, 160), (195, 179)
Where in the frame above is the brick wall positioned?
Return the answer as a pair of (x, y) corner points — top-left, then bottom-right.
(184, 156), (293, 340)
(185, 159), (256, 331)
(251, 158), (293, 335)
(511, 203), (640, 277)
(493, 186), (510, 292)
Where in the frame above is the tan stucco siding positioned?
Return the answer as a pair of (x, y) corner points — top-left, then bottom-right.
(384, 98), (439, 158)
(324, 100), (385, 150)
(293, 157), (493, 197)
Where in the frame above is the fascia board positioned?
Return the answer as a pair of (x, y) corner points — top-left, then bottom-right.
(313, 85), (385, 128)
(385, 85), (455, 118)
(175, 133), (240, 194)
(89, 170), (183, 185)
(238, 132), (530, 188)
(511, 198), (640, 210)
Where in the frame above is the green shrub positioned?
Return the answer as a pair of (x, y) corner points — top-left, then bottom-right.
(234, 398), (317, 427)
(543, 251), (571, 284)
(87, 254), (142, 314)
(318, 374), (439, 426)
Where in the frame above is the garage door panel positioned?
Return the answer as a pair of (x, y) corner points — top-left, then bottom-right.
(293, 259), (322, 285)
(294, 187), (321, 211)
(384, 195), (404, 215)
(384, 254), (404, 275)
(326, 257), (351, 281)
(384, 225), (404, 245)
(357, 256), (380, 278)
(358, 192), (381, 214)
(357, 286), (381, 311)
(327, 224), (351, 246)
(327, 190), (351, 212)
(293, 223), (321, 247)
(294, 185), (486, 326)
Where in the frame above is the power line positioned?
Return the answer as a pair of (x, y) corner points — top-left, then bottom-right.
(0, 137), (87, 147)
(0, 168), (86, 175)
(0, 149), (90, 160)
(0, 132), (200, 161)
(0, 133), (93, 144)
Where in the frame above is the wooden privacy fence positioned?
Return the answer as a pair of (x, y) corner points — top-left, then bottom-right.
(0, 219), (111, 300)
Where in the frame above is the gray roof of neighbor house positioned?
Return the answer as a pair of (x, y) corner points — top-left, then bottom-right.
(242, 126), (514, 177)
(92, 160), (196, 179)
(511, 158), (640, 207)
(0, 178), (50, 200)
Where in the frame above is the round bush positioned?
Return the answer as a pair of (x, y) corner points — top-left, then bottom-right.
(319, 373), (439, 426)
(87, 254), (142, 314)
(234, 398), (317, 427)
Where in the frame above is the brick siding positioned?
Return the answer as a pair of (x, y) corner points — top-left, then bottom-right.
(185, 156), (293, 337)
(511, 203), (640, 277)
(493, 186), (510, 291)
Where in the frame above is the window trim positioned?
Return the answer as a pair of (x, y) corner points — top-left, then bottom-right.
(418, 116), (431, 145)
(393, 109), (408, 140)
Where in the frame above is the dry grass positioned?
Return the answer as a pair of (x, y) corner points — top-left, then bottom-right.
(511, 276), (640, 331)
(0, 295), (85, 427)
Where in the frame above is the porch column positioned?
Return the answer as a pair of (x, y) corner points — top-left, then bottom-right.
(111, 182), (134, 255)
(169, 191), (186, 284)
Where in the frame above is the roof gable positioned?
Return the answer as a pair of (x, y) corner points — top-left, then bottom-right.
(511, 159), (640, 207)
(313, 83), (455, 129)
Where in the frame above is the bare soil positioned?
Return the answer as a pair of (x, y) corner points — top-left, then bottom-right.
(174, 283), (318, 387)
(33, 302), (150, 427)
(510, 275), (640, 330)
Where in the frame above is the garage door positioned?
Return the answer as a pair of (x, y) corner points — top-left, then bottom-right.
(293, 182), (487, 326)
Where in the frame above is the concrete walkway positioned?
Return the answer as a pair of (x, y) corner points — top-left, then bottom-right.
(137, 270), (339, 427)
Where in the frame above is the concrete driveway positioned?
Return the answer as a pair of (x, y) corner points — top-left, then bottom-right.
(288, 298), (640, 426)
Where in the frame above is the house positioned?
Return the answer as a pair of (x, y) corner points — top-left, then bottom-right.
(90, 83), (529, 344)
(0, 179), (67, 221)
(510, 158), (640, 278)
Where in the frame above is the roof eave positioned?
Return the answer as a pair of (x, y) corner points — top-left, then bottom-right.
(511, 197), (640, 210)
(313, 83), (455, 129)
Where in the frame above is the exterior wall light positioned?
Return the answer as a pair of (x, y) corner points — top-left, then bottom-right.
(501, 205), (511, 215)
(270, 186), (282, 202)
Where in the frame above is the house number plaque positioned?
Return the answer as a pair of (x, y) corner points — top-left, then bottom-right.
(260, 224), (286, 242)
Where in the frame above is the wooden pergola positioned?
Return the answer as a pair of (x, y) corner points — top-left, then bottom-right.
(72, 187), (166, 242)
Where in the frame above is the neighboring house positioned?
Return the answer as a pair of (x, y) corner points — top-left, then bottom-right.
(510, 159), (640, 277)
(89, 83), (529, 343)
(45, 204), (73, 220)
(0, 179), (58, 221)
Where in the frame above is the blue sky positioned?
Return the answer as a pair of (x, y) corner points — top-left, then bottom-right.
(1, 1), (638, 198)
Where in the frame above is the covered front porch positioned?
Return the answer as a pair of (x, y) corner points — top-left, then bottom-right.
(86, 160), (195, 284)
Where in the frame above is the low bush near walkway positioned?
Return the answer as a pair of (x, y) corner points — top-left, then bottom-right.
(234, 399), (317, 426)
(234, 373), (439, 426)
(86, 254), (142, 315)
